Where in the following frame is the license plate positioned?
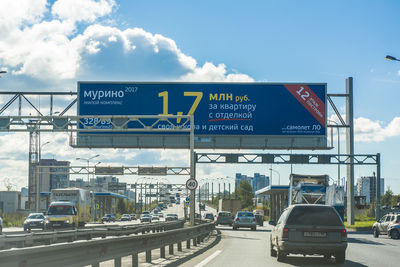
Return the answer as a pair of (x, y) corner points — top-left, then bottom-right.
(53, 223), (60, 227)
(303, 231), (327, 237)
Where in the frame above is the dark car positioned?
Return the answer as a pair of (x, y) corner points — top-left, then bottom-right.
(102, 214), (116, 223)
(373, 213), (400, 239)
(255, 214), (264, 226)
(216, 211), (233, 226)
(204, 213), (214, 221)
(24, 213), (46, 231)
(270, 204), (347, 263)
(130, 214), (137, 220)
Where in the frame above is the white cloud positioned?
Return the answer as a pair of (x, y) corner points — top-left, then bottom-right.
(0, 0), (48, 31)
(355, 117), (400, 142)
(52, 0), (116, 23)
(180, 62), (254, 82)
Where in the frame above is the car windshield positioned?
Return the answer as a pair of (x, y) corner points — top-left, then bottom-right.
(47, 205), (73, 215)
(28, 214), (44, 219)
(142, 214), (150, 217)
(286, 206), (343, 226)
(238, 212), (254, 217)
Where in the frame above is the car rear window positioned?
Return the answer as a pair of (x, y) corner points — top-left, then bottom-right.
(238, 212), (254, 217)
(218, 212), (231, 217)
(286, 206), (343, 226)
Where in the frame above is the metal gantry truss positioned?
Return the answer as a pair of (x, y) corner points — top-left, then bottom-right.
(38, 165), (191, 176)
(0, 115), (192, 132)
(195, 152), (379, 166)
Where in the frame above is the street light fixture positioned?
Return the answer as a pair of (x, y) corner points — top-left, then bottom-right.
(385, 55), (400, 61)
(76, 154), (100, 186)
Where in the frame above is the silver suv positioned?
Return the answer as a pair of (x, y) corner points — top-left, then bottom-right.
(373, 213), (400, 239)
(270, 204), (347, 263)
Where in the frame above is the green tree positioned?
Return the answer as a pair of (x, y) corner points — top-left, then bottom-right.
(237, 180), (254, 208)
(381, 188), (393, 207)
(117, 198), (126, 214)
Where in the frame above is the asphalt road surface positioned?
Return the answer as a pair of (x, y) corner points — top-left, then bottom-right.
(181, 224), (399, 267)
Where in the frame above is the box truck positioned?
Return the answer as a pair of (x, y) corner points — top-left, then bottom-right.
(46, 188), (90, 228)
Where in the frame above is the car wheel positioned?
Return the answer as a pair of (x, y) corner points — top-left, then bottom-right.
(335, 251), (345, 264)
(373, 227), (380, 238)
(233, 226), (237, 230)
(276, 246), (286, 262)
(252, 227), (256, 231)
(390, 229), (400, 239)
(270, 239), (277, 257)
(24, 227), (27, 232)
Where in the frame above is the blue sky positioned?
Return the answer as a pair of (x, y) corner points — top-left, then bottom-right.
(0, 0), (400, 194)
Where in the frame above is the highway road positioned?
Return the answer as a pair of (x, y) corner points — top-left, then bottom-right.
(2, 202), (185, 234)
(181, 224), (399, 267)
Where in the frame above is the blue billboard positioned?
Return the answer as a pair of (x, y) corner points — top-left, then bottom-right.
(78, 82), (326, 136)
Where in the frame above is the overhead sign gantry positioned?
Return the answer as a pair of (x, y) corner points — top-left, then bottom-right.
(76, 82), (327, 149)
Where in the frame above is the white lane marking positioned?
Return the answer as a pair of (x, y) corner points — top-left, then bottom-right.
(194, 250), (222, 267)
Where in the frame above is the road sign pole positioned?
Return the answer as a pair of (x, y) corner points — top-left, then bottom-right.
(189, 116), (195, 226)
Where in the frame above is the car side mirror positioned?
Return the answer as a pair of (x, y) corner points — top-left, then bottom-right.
(269, 220), (276, 226)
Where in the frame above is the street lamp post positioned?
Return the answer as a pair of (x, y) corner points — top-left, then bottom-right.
(76, 154), (100, 187)
(36, 141), (50, 212)
(269, 168), (280, 185)
(329, 120), (341, 185)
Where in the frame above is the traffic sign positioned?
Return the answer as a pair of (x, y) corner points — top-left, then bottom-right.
(185, 196), (190, 202)
(186, 178), (198, 190)
(185, 201), (190, 207)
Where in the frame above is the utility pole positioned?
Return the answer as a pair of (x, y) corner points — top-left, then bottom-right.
(346, 77), (355, 226)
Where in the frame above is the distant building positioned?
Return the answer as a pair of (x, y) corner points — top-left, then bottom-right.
(0, 191), (21, 213)
(356, 176), (385, 204)
(39, 159), (70, 192)
(69, 176), (127, 195)
(21, 187), (29, 210)
(235, 173), (270, 194)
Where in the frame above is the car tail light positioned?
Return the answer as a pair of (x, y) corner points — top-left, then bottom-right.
(341, 229), (347, 238)
(236, 218), (240, 221)
(282, 228), (289, 239)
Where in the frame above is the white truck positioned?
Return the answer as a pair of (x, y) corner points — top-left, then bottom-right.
(46, 188), (91, 228)
(289, 173), (329, 205)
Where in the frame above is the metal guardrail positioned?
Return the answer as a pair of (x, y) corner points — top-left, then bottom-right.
(0, 220), (184, 250)
(0, 222), (215, 267)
